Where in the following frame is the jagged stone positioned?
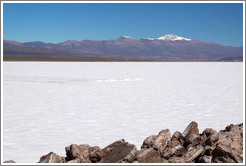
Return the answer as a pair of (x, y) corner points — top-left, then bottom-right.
(186, 133), (200, 145)
(203, 145), (214, 156)
(217, 123), (243, 155)
(89, 146), (100, 160)
(3, 160), (16, 163)
(182, 121), (199, 138)
(171, 131), (181, 140)
(185, 145), (204, 163)
(198, 155), (212, 163)
(162, 131), (182, 155)
(181, 122), (200, 147)
(154, 129), (171, 150)
(202, 128), (217, 137)
(99, 142), (137, 163)
(205, 133), (219, 146)
(141, 135), (157, 149)
(90, 139), (125, 162)
(168, 156), (186, 163)
(66, 158), (82, 163)
(170, 140), (180, 148)
(141, 129), (171, 152)
(65, 144), (91, 162)
(211, 123), (243, 163)
(136, 148), (162, 163)
(38, 152), (66, 163)
(7, 122), (243, 163)
(90, 146), (100, 155)
(212, 144), (243, 163)
(164, 144), (186, 158)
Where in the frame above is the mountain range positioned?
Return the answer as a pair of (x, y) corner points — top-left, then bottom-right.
(3, 34), (243, 61)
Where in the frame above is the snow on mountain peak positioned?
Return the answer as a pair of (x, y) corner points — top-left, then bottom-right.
(120, 36), (133, 39)
(141, 34), (191, 41)
(158, 34), (191, 41)
(142, 38), (155, 40)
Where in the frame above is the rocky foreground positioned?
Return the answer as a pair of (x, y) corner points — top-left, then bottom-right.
(4, 121), (243, 163)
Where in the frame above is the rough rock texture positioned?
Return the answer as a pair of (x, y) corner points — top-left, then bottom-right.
(202, 128), (217, 137)
(90, 139), (125, 162)
(65, 144), (91, 162)
(172, 131), (182, 140)
(185, 145), (204, 162)
(212, 123), (243, 163)
(38, 152), (66, 163)
(163, 144), (186, 159)
(141, 129), (171, 152)
(99, 142), (137, 163)
(3, 160), (16, 163)
(181, 121), (200, 148)
(168, 156), (186, 163)
(199, 155), (212, 163)
(7, 122), (243, 163)
(182, 121), (199, 138)
(135, 148), (162, 163)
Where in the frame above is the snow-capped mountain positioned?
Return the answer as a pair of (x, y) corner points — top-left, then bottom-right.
(3, 35), (243, 61)
(120, 36), (133, 39)
(157, 34), (191, 41)
(142, 34), (191, 41)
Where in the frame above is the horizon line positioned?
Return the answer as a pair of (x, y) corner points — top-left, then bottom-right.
(3, 37), (243, 48)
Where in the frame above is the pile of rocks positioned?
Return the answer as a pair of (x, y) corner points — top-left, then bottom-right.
(4, 121), (243, 163)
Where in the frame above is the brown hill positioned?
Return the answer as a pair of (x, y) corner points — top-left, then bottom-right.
(3, 36), (243, 61)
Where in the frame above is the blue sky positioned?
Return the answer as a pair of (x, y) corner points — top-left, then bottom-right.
(3, 3), (243, 46)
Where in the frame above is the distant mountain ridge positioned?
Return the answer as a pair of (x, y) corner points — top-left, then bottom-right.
(3, 34), (243, 61)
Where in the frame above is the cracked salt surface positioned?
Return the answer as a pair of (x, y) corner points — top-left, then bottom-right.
(3, 62), (243, 163)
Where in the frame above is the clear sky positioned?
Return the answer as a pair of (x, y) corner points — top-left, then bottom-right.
(3, 3), (244, 46)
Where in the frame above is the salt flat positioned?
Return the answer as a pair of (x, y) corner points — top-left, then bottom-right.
(2, 62), (243, 163)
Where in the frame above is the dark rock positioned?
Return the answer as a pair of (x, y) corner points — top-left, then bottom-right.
(185, 145), (204, 163)
(164, 144), (186, 158)
(212, 144), (243, 163)
(168, 156), (186, 163)
(217, 123), (243, 155)
(65, 144), (91, 162)
(3, 160), (16, 163)
(17, 122), (243, 163)
(203, 146), (214, 156)
(170, 140), (180, 149)
(181, 121), (200, 147)
(65, 145), (100, 163)
(171, 131), (181, 141)
(182, 121), (199, 138)
(154, 129), (171, 150)
(160, 139), (180, 158)
(186, 133), (200, 145)
(136, 148), (162, 163)
(89, 146), (100, 160)
(200, 128), (218, 146)
(225, 123), (243, 132)
(202, 128), (217, 137)
(178, 137), (185, 146)
(38, 152), (66, 163)
(90, 139), (125, 162)
(141, 135), (157, 149)
(205, 133), (219, 146)
(66, 158), (82, 163)
(198, 155), (212, 163)
(141, 129), (171, 152)
(99, 142), (137, 163)
(211, 123), (243, 163)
